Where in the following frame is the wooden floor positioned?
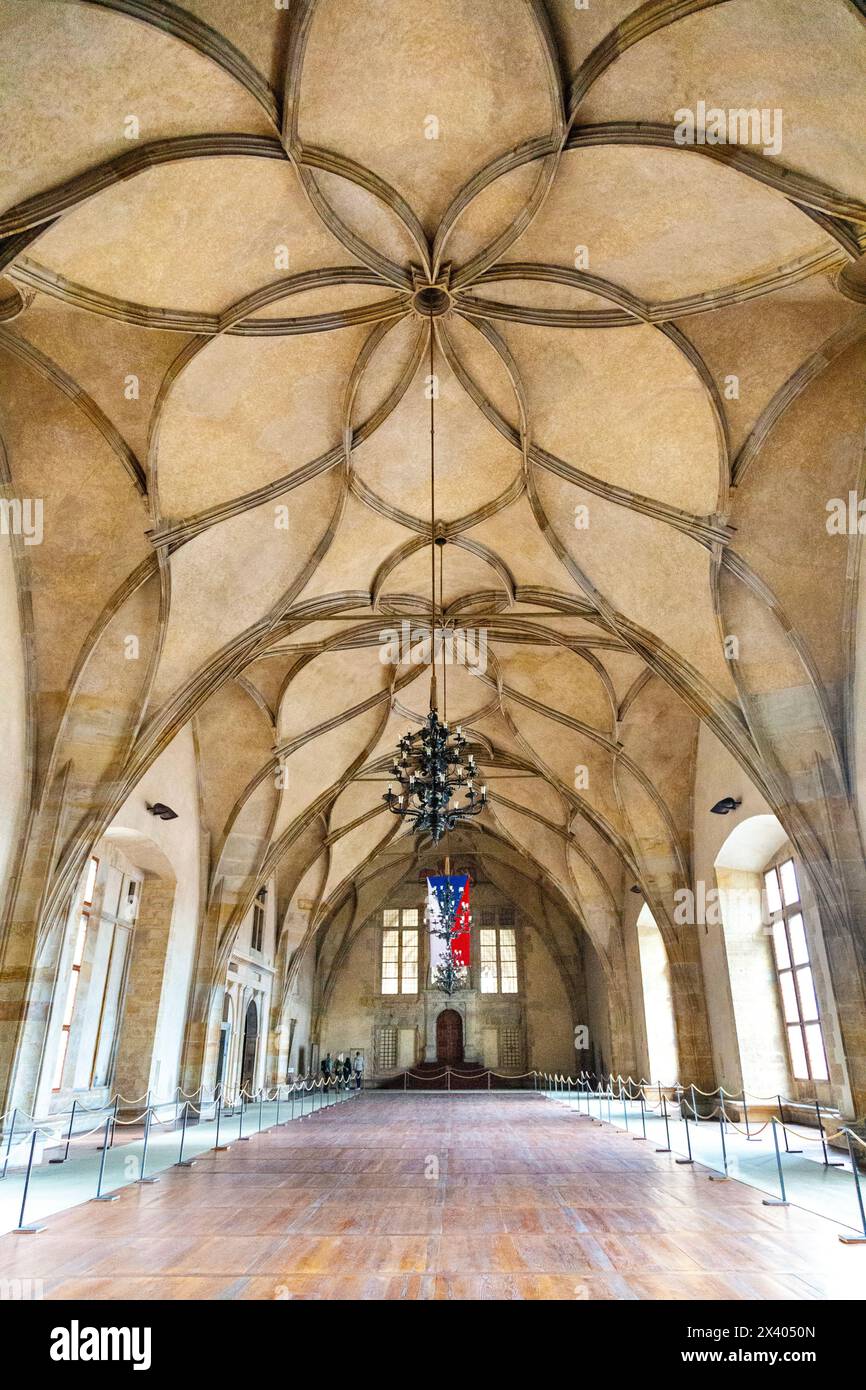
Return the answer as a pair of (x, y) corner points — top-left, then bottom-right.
(1, 1094), (863, 1300)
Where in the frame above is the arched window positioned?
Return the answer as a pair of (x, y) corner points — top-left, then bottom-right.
(636, 904), (678, 1084)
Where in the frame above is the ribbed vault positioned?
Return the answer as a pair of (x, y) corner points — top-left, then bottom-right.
(2, 0), (866, 1104)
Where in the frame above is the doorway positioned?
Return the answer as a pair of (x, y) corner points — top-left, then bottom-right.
(240, 998), (259, 1092)
(215, 994), (233, 1093)
(436, 1008), (463, 1064)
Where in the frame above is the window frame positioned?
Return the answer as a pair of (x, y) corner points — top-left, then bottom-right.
(251, 887), (266, 954)
(380, 907), (420, 995)
(479, 923), (519, 995)
(53, 855), (99, 1092)
(764, 856), (828, 1085)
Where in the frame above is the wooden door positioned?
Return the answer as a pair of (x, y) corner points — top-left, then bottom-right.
(436, 1008), (463, 1064)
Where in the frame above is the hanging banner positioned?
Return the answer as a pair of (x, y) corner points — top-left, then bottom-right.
(426, 874), (471, 979)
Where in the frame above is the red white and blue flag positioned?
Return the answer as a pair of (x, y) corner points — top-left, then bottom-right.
(426, 874), (471, 977)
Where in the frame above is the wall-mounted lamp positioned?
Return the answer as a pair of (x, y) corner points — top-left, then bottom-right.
(146, 802), (178, 821)
(709, 796), (741, 815)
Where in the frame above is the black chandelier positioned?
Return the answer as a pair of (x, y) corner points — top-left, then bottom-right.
(384, 710), (487, 844)
(383, 307), (488, 844)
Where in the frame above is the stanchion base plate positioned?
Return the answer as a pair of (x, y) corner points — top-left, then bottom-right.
(761, 1198), (789, 1206)
(137, 1176), (160, 1184)
(92, 1194), (120, 1202)
(708, 1175), (730, 1182)
(839, 1235), (866, 1244)
(214, 1144), (232, 1152)
(237, 1136), (251, 1142)
(48, 1158), (66, 1164)
(655, 1147), (671, 1153)
(675, 1158), (694, 1164)
(175, 1159), (197, 1168)
(12, 1224), (46, 1234)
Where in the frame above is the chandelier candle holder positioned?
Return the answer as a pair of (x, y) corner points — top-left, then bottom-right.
(384, 710), (487, 844)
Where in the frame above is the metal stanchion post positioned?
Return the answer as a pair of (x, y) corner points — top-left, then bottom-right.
(214, 1094), (231, 1153)
(635, 1091), (647, 1141)
(709, 1110), (729, 1181)
(742, 1090), (759, 1141)
(139, 1105), (160, 1181)
(275, 1087), (281, 1126)
(93, 1116), (119, 1202)
(777, 1094), (801, 1153)
(656, 1091), (671, 1153)
(761, 1119), (789, 1206)
(108, 1095), (119, 1149)
(839, 1131), (866, 1244)
(816, 1101), (843, 1168)
(176, 1101), (196, 1167)
(12, 1127), (46, 1233)
(678, 1100), (697, 1167)
(1, 1107), (18, 1179)
(447, 1068), (451, 1093)
(50, 1100), (77, 1164)
(258, 1090), (264, 1133)
(238, 1092), (249, 1141)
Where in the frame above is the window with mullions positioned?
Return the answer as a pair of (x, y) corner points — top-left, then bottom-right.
(764, 858), (828, 1083)
(53, 855), (99, 1091)
(381, 908), (419, 994)
(378, 1026), (397, 1068)
(479, 928), (518, 994)
(251, 888), (266, 953)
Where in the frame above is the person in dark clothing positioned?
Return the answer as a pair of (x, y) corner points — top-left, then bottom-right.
(342, 1054), (352, 1086)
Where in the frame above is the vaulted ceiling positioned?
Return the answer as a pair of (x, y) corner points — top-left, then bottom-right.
(3, 0), (866, 1020)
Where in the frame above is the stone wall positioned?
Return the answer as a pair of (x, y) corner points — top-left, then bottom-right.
(318, 877), (578, 1077)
